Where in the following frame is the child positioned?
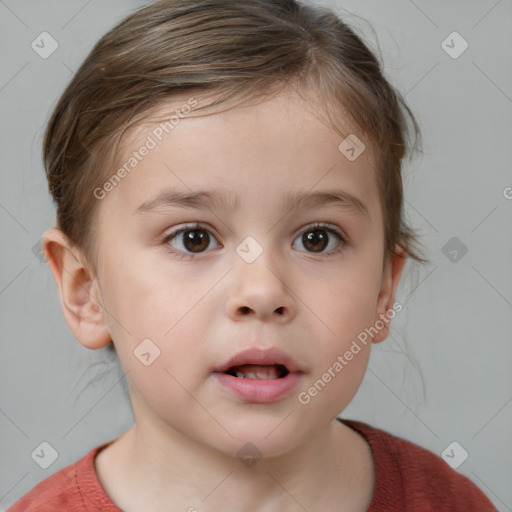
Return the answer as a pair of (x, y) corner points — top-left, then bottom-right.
(8, 0), (496, 510)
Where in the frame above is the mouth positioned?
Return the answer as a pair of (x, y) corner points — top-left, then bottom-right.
(212, 347), (303, 403)
(213, 346), (302, 376)
(223, 363), (290, 379)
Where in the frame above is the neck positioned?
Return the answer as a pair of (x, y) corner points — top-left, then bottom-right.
(97, 414), (374, 512)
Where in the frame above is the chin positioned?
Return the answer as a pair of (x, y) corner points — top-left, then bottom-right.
(205, 414), (313, 461)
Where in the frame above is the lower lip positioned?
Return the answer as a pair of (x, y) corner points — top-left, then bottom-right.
(212, 372), (303, 403)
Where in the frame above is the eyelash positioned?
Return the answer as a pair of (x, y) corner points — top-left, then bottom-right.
(160, 222), (347, 260)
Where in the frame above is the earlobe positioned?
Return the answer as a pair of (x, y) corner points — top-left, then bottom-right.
(372, 247), (407, 343)
(41, 227), (112, 350)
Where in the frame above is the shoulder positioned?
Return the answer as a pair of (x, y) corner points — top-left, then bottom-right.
(339, 418), (497, 512)
(6, 441), (119, 512)
(6, 458), (85, 511)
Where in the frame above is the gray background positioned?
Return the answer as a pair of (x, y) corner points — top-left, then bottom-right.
(1, 0), (511, 510)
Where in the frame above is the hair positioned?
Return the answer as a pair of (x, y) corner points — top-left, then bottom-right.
(43, 0), (430, 398)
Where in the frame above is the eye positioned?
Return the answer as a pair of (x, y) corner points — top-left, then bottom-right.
(161, 221), (346, 259)
(292, 222), (345, 255)
(162, 223), (220, 257)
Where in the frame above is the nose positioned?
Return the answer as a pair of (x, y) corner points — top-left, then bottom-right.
(225, 257), (296, 323)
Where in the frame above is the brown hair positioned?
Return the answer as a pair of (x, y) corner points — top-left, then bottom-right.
(44, 0), (428, 277)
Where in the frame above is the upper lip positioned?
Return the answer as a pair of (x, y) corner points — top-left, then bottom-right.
(213, 347), (303, 373)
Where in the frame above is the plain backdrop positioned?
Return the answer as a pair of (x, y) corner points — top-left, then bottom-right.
(1, 0), (511, 510)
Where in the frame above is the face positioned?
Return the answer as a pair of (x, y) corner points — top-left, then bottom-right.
(67, 88), (401, 458)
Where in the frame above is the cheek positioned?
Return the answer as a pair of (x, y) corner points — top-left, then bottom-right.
(308, 297), (373, 407)
(308, 266), (381, 356)
(101, 248), (201, 336)
(99, 253), (216, 380)
(296, 281), (375, 415)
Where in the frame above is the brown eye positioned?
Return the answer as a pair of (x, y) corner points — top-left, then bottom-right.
(163, 224), (220, 255)
(181, 229), (210, 252)
(302, 230), (329, 252)
(292, 223), (344, 255)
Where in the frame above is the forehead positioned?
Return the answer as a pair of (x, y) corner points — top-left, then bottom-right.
(105, 88), (381, 219)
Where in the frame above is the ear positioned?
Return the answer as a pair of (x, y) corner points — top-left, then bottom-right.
(41, 227), (112, 350)
(372, 246), (407, 343)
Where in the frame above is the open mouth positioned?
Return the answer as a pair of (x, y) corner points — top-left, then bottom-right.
(213, 349), (302, 402)
(224, 364), (290, 379)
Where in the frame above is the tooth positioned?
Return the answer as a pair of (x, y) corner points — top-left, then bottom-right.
(234, 366), (280, 379)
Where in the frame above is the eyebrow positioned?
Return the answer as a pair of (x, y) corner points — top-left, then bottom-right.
(135, 188), (370, 219)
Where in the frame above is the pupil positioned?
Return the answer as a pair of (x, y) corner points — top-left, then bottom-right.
(303, 230), (328, 252)
(184, 229), (209, 252)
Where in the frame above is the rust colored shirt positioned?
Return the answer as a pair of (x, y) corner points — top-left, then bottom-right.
(7, 419), (496, 511)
